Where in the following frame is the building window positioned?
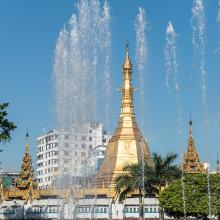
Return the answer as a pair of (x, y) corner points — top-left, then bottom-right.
(89, 137), (92, 141)
(89, 129), (92, 134)
(145, 208), (148, 213)
(81, 136), (86, 141)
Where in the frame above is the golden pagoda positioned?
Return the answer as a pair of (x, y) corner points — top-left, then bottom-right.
(16, 131), (38, 190)
(182, 118), (205, 174)
(96, 43), (153, 188)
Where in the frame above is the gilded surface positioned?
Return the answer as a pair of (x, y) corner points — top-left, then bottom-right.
(16, 131), (38, 190)
(182, 119), (205, 174)
(96, 44), (153, 187)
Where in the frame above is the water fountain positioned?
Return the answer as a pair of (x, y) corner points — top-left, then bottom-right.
(191, 1), (212, 218)
(135, 7), (148, 219)
(53, 1), (112, 218)
(164, 21), (187, 219)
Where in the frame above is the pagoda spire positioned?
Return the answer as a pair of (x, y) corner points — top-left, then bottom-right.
(26, 129), (29, 154)
(182, 117), (205, 174)
(120, 42), (134, 118)
(189, 113), (193, 138)
(96, 43), (153, 188)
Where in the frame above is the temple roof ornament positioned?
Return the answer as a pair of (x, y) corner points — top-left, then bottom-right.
(182, 118), (206, 174)
(123, 41), (132, 70)
(26, 129), (29, 153)
(16, 131), (38, 190)
(96, 43), (153, 187)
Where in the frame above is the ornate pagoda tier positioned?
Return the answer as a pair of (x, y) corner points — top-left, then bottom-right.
(96, 44), (153, 188)
(182, 118), (205, 174)
(16, 131), (38, 191)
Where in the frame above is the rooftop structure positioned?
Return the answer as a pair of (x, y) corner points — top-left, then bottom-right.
(182, 118), (205, 174)
(0, 172), (18, 189)
(16, 131), (38, 190)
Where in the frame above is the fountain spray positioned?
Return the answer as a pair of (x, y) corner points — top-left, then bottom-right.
(165, 21), (186, 218)
(135, 7), (148, 219)
(191, 0), (211, 218)
(54, 0), (111, 217)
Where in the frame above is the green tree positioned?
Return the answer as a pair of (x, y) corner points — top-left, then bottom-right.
(115, 160), (156, 220)
(160, 174), (220, 219)
(151, 152), (182, 220)
(115, 152), (181, 220)
(0, 103), (16, 142)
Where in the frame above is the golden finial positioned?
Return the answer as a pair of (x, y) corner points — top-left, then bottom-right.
(26, 129), (29, 153)
(189, 113), (193, 138)
(123, 40), (132, 69)
(126, 40), (129, 55)
(120, 41), (134, 118)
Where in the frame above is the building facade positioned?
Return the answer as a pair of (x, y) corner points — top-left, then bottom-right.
(0, 172), (18, 189)
(36, 123), (110, 189)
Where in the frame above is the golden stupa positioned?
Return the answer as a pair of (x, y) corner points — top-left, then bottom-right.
(182, 117), (206, 174)
(96, 43), (153, 188)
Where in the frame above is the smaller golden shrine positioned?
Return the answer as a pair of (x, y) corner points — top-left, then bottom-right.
(182, 117), (205, 174)
(16, 130), (38, 190)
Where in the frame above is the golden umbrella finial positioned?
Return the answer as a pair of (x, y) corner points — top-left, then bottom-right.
(126, 40), (129, 53)
(189, 113), (193, 138)
(26, 129), (29, 153)
(123, 40), (132, 69)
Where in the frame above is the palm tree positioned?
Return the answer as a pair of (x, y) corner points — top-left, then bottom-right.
(115, 152), (181, 220)
(115, 160), (156, 220)
(151, 152), (182, 220)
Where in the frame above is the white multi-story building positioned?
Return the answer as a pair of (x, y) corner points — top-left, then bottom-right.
(36, 123), (110, 189)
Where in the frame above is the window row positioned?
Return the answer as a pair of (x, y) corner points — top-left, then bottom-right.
(37, 167), (58, 176)
(76, 206), (108, 214)
(124, 206), (159, 213)
(37, 143), (59, 153)
(37, 175), (54, 183)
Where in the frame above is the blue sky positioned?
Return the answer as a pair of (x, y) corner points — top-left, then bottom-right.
(0, 0), (220, 171)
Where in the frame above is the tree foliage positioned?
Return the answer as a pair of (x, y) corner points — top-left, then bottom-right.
(150, 152), (182, 191)
(0, 103), (16, 143)
(160, 174), (220, 219)
(115, 152), (181, 220)
(115, 160), (156, 202)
